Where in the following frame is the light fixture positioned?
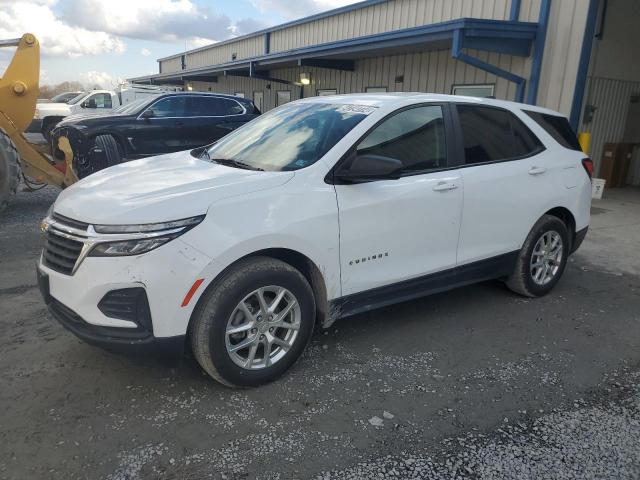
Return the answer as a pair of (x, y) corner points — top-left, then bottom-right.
(186, 82), (193, 91)
(300, 72), (311, 85)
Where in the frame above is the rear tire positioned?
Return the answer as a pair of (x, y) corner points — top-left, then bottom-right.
(506, 215), (570, 297)
(0, 129), (21, 215)
(190, 257), (316, 387)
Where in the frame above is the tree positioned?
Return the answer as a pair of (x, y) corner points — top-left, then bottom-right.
(38, 81), (85, 100)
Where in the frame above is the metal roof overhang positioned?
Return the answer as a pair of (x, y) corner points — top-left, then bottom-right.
(129, 18), (538, 86)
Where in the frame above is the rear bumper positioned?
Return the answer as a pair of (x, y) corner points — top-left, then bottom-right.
(571, 226), (588, 254)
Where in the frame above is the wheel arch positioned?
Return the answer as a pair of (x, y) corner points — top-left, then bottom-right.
(544, 206), (576, 249)
(186, 247), (330, 342)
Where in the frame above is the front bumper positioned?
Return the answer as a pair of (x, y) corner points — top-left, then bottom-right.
(37, 230), (212, 343)
(38, 266), (185, 357)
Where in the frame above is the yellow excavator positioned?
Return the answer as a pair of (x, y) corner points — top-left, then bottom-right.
(0, 34), (77, 214)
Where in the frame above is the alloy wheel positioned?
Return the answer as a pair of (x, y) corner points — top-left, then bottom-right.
(530, 230), (563, 286)
(225, 286), (301, 370)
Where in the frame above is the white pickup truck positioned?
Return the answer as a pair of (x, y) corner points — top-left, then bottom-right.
(29, 84), (180, 139)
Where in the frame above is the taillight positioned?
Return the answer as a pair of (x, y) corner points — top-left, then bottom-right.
(581, 158), (594, 179)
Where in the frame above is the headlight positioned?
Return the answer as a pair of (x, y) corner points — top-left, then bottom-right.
(89, 235), (178, 256)
(88, 215), (204, 257)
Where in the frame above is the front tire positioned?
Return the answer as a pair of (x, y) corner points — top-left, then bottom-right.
(506, 215), (570, 297)
(0, 129), (21, 215)
(190, 257), (316, 387)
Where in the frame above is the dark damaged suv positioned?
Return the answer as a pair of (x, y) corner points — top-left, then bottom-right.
(51, 92), (260, 178)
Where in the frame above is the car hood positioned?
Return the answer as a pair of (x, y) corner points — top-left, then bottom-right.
(53, 151), (294, 224)
(58, 112), (129, 126)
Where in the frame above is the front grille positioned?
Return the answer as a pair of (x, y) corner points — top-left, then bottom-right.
(43, 230), (84, 275)
(52, 213), (88, 231)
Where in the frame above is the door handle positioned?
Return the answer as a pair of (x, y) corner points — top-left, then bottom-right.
(174, 121), (184, 126)
(528, 166), (547, 175)
(433, 181), (458, 192)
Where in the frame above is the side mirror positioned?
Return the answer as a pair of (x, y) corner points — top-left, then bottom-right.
(140, 109), (155, 119)
(334, 153), (403, 184)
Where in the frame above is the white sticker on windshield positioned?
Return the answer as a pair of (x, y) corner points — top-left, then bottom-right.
(337, 104), (377, 115)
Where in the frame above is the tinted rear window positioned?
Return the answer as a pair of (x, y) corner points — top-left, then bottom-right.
(523, 110), (582, 151)
(457, 105), (543, 164)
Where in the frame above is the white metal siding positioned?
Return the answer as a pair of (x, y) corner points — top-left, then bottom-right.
(186, 36), (264, 69)
(158, 0), (593, 120)
(536, 0), (590, 116)
(161, 57), (182, 74)
(191, 49), (529, 111)
(270, 0), (524, 53)
(580, 76), (640, 175)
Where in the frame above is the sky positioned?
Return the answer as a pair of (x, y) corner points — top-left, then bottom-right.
(0, 0), (360, 88)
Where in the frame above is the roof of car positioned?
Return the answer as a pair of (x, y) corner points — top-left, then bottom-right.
(297, 92), (565, 117)
(160, 91), (253, 102)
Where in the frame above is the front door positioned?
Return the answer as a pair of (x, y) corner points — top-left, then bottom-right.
(135, 96), (187, 155)
(334, 104), (463, 296)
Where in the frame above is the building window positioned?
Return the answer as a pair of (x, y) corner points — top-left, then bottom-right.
(317, 89), (337, 96)
(234, 92), (245, 98)
(277, 90), (291, 106)
(451, 84), (495, 98)
(365, 87), (387, 93)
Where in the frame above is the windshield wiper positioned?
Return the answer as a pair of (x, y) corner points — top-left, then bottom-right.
(210, 158), (264, 171)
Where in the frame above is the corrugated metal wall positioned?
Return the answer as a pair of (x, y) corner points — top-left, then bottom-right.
(580, 76), (640, 175)
(270, 0), (547, 52)
(535, 0), (590, 116)
(187, 36), (264, 69)
(158, 0), (592, 118)
(192, 48), (529, 111)
(160, 57), (182, 74)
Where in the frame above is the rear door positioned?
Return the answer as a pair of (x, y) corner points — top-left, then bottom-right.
(453, 104), (558, 265)
(185, 96), (252, 148)
(334, 104), (464, 296)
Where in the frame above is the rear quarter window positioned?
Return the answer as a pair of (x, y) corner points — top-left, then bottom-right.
(523, 110), (582, 151)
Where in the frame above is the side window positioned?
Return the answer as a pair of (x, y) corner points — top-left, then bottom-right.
(523, 110), (582, 151)
(145, 97), (186, 118)
(187, 97), (245, 116)
(356, 105), (447, 173)
(457, 105), (543, 164)
(89, 93), (112, 109)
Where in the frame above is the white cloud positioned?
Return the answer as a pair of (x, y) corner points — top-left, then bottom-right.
(63, 0), (232, 44)
(250, 0), (360, 19)
(78, 70), (121, 89)
(140, 48), (151, 56)
(0, 1), (125, 58)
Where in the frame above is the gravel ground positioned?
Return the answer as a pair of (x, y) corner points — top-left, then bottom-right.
(1, 186), (640, 479)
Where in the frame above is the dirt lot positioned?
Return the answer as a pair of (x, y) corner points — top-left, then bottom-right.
(1, 186), (639, 479)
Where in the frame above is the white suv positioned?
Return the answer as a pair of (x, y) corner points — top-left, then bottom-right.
(37, 94), (592, 387)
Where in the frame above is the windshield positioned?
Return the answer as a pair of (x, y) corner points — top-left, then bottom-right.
(67, 92), (87, 105)
(205, 102), (372, 171)
(51, 92), (81, 103)
(114, 96), (159, 114)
